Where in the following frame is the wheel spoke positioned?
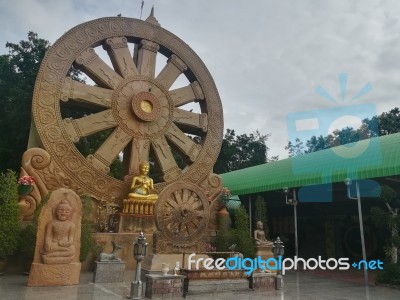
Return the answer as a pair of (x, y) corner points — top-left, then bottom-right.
(166, 198), (179, 209)
(173, 108), (208, 133)
(75, 48), (124, 89)
(137, 40), (159, 78)
(165, 123), (201, 162)
(125, 138), (150, 175)
(151, 136), (182, 181)
(186, 193), (198, 206)
(61, 78), (112, 108)
(156, 55), (187, 90)
(104, 37), (139, 78)
(87, 127), (132, 173)
(63, 109), (117, 142)
(169, 81), (204, 107)
(172, 191), (183, 205)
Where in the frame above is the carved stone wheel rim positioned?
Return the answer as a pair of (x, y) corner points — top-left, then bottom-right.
(32, 17), (223, 200)
(155, 182), (210, 246)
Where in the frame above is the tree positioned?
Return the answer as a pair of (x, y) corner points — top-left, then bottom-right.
(285, 137), (305, 157)
(287, 107), (400, 157)
(231, 206), (256, 258)
(214, 129), (277, 174)
(0, 32), (50, 172)
(371, 185), (400, 264)
(0, 170), (20, 260)
(254, 195), (269, 238)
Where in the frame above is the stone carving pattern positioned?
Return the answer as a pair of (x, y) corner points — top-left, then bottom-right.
(154, 181), (210, 247)
(19, 148), (83, 221)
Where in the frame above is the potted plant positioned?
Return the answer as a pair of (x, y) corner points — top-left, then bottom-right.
(0, 170), (20, 273)
(17, 175), (35, 196)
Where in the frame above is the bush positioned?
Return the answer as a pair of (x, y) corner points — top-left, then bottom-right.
(376, 263), (400, 285)
(80, 194), (93, 262)
(231, 206), (256, 259)
(18, 224), (37, 272)
(0, 170), (20, 260)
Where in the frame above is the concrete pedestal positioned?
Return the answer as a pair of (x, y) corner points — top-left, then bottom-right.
(145, 274), (185, 299)
(118, 213), (155, 233)
(252, 272), (276, 290)
(256, 245), (276, 273)
(93, 261), (125, 283)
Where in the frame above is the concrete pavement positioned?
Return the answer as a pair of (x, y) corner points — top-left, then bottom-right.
(0, 270), (399, 299)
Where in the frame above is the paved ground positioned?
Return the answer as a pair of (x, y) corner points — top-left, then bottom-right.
(0, 270), (399, 300)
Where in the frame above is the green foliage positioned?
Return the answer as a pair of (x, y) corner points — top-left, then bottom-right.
(285, 137), (305, 157)
(80, 223), (92, 262)
(380, 185), (397, 204)
(17, 193), (50, 263)
(370, 206), (386, 228)
(231, 206), (256, 259)
(376, 263), (400, 285)
(214, 215), (233, 253)
(80, 194), (93, 262)
(18, 225), (36, 261)
(0, 170), (20, 259)
(214, 129), (277, 174)
(392, 235), (400, 248)
(0, 32), (50, 172)
(287, 107), (400, 157)
(254, 196), (268, 238)
(371, 185), (399, 263)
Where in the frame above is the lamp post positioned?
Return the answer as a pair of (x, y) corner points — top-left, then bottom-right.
(283, 187), (298, 257)
(130, 231), (148, 300)
(273, 237), (285, 290)
(344, 178), (368, 286)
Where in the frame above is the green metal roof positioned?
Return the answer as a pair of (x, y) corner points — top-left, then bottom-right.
(220, 133), (400, 196)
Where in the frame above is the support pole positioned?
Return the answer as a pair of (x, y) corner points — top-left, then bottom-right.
(356, 181), (368, 286)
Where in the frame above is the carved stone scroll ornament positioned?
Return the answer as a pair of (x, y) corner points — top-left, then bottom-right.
(18, 148), (83, 221)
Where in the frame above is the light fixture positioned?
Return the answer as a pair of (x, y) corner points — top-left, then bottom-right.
(130, 231), (148, 299)
(273, 237), (284, 290)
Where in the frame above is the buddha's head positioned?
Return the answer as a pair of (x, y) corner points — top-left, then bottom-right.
(139, 161), (150, 175)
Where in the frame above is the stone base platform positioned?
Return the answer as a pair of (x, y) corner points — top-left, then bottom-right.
(145, 274), (185, 299)
(252, 272), (276, 290)
(118, 213), (155, 233)
(181, 268), (249, 295)
(186, 279), (249, 294)
(93, 261), (125, 283)
(28, 262), (81, 286)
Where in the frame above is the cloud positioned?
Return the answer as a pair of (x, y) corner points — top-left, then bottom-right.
(1, 0), (400, 160)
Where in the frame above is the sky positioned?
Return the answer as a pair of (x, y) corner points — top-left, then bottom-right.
(1, 0), (400, 160)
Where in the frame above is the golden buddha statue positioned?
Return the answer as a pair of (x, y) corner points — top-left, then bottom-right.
(128, 161), (158, 200)
(123, 161), (158, 215)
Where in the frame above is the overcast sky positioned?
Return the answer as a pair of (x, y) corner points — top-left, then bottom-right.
(1, 0), (400, 159)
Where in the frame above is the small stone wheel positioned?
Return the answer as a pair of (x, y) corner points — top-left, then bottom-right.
(31, 16), (223, 200)
(154, 182), (210, 246)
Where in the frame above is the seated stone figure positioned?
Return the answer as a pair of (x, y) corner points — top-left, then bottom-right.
(254, 221), (273, 247)
(41, 197), (75, 264)
(128, 161), (158, 201)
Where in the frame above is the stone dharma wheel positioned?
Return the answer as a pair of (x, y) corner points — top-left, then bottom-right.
(31, 15), (223, 201)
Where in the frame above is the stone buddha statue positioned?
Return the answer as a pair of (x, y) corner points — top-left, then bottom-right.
(41, 197), (76, 264)
(254, 221), (273, 247)
(128, 161), (158, 201)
